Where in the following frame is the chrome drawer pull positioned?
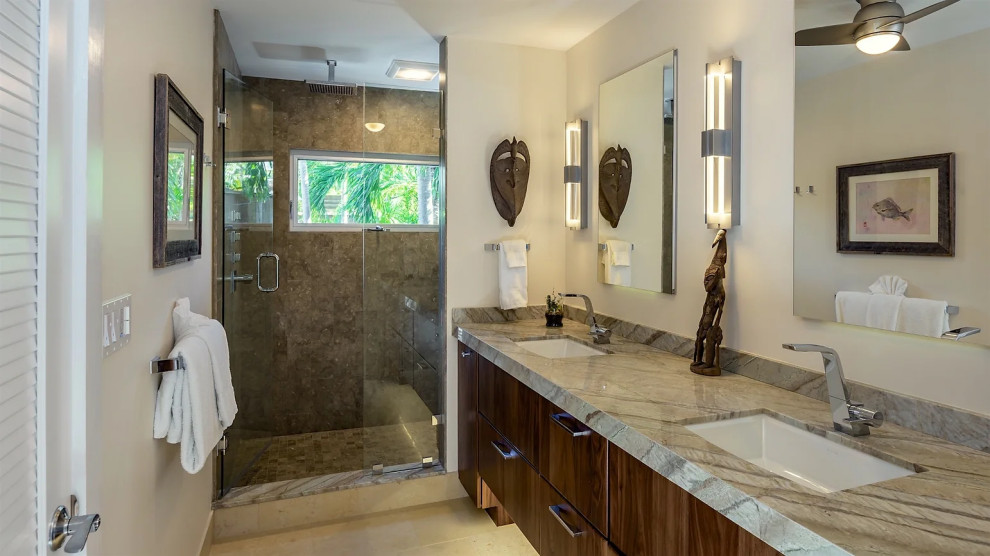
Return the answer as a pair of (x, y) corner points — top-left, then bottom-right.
(551, 413), (592, 437)
(461, 350), (472, 357)
(548, 505), (584, 538)
(491, 440), (517, 460)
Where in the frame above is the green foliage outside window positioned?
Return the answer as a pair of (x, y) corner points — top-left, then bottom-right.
(225, 160), (273, 202)
(299, 159), (439, 225)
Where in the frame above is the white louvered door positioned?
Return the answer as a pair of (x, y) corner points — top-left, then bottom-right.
(1, 0), (43, 553)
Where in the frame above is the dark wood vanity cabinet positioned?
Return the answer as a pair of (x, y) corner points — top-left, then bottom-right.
(609, 448), (780, 556)
(457, 343), (481, 505)
(462, 351), (780, 556)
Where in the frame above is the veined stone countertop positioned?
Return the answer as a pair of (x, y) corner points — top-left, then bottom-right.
(455, 319), (990, 556)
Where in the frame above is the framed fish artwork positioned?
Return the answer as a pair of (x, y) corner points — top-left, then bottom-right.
(836, 153), (954, 256)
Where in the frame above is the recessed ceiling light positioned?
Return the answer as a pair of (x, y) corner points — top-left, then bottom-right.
(365, 122), (385, 133)
(386, 60), (439, 82)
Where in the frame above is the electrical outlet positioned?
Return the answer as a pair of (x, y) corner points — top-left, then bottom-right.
(102, 294), (132, 357)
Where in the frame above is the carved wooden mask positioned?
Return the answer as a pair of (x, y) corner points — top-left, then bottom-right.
(599, 145), (632, 228)
(489, 137), (530, 227)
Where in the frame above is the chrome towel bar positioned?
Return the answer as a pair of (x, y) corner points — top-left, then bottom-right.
(484, 243), (530, 251)
(150, 355), (185, 374)
(599, 243), (635, 251)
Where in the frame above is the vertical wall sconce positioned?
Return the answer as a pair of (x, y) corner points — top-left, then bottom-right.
(701, 57), (741, 229)
(564, 119), (589, 230)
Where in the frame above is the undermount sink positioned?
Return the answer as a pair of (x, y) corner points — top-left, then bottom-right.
(685, 413), (917, 493)
(513, 337), (609, 359)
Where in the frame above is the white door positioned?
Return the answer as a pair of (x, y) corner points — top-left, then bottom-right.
(1, 0), (103, 554)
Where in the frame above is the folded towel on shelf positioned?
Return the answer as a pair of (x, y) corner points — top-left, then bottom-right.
(865, 293), (903, 331)
(601, 240), (632, 287)
(869, 275), (908, 296)
(835, 291), (871, 326)
(154, 298), (237, 474)
(498, 240), (528, 309)
(897, 297), (950, 338)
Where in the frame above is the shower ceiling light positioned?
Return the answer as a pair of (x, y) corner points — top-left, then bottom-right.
(386, 60), (439, 82)
(365, 122), (385, 133)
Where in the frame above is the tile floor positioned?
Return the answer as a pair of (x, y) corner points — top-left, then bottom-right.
(210, 497), (538, 555)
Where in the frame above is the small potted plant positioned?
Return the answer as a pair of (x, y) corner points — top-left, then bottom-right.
(545, 291), (564, 327)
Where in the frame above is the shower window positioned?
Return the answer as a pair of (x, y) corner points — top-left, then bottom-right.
(224, 158), (274, 224)
(290, 150), (440, 230)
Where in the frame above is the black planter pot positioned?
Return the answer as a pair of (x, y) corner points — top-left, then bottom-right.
(545, 313), (564, 327)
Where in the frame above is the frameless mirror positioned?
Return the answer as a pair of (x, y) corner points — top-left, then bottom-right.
(793, 0), (989, 346)
(154, 74), (204, 267)
(597, 49), (676, 294)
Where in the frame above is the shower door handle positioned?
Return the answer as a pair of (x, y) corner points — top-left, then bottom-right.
(257, 252), (280, 292)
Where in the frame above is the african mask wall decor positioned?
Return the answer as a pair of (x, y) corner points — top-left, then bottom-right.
(598, 145), (632, 228)
(489, 137), (530, 227)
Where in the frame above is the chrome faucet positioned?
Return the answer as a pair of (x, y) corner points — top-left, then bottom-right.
(782, 344), (884, 436)
(563, 293), (611, 344)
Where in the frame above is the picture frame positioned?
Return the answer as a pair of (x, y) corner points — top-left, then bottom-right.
(836, 153), (954, 256)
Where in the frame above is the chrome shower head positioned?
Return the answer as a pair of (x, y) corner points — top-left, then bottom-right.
(306, 60), (358, 96)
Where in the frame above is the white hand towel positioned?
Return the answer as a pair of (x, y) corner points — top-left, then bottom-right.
(153, 333), (222, 474)
(153, 298), (237, 474)
(835, 291), (870, 326)
(606, 240), (632, 266)
(896, 298), (950, 338)
(865, 293), (904, 331)
(869, 275), (908, 296)
(600, 241), (632, 286)
(498, 240), (528, 309)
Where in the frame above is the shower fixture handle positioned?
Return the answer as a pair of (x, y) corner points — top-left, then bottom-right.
(257, 252), (280, 293)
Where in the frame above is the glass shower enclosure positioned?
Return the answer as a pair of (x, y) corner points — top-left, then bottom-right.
(218, 73), (443, 497)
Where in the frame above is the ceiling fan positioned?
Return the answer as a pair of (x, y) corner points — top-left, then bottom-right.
(796, 0), (961, 55)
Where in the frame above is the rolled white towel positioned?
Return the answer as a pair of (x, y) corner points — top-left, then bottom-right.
(869, 275), (908, 296)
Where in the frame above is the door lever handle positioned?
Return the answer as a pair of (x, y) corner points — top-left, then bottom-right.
(49, 496), (101, 553)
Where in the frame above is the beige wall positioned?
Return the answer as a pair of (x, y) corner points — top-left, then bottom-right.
(445, 38), (567, 465)
(564, 0), (990, 416)
(794, 28), (990, 340)
(102, 0), (215, 553)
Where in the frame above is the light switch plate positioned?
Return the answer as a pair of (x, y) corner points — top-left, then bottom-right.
(102, 294), (131, 357)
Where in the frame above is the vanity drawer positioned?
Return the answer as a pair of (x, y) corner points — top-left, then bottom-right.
(540, 480), (609, 556)
(539, 399), (608, 534)
(479, 417), (542, 550)
(492, 364), (542, 464)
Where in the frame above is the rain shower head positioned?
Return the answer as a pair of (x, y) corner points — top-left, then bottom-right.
(306, 60), (358, 96)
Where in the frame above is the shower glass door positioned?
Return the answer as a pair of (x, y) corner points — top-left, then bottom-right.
(220, 71), (276, 494)
(362, 227), (442, 472)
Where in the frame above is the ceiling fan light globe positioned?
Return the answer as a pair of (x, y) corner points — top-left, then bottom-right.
(856, 32), (901, 54)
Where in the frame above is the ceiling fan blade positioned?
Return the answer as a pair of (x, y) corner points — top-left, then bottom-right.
(881, 0), (961, 28)
(893, 36), (911, 51)
(795, 22), (860, 46)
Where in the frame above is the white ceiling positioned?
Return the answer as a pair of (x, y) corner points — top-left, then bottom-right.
(796, 0), (990, 82)
(394, 0), (641, 51)
(214, 0), (641, 89)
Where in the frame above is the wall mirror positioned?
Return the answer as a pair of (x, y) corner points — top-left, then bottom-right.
(597, 49), (676, 294)
(793, 0), (989, 346)
(154, 74), (204, 268)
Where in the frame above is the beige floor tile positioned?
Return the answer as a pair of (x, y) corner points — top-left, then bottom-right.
(211, 497), (536, 556)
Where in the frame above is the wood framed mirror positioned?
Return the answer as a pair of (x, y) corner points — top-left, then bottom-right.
(153, 74), (204, 268)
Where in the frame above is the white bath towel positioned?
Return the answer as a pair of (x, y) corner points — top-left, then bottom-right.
(869, 275), (908, 296)
(601, 240), (632, 287)
(865, 293), (904, 331)
(154, 299), (237, 474)
(835, 291), (870, 326)
(498, 240), (528, 309)
(896, 298), (950, 338)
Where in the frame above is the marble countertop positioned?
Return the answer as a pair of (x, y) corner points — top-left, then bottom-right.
(455, 319), (990, 556)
